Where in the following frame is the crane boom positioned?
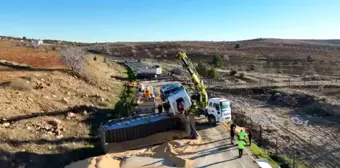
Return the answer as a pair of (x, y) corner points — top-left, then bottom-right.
(176, 52), (208, 108)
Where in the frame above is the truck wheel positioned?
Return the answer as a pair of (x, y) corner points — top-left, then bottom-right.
(208, 115), (217, 126)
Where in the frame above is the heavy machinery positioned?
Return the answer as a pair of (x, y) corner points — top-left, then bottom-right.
(100, 52), (231, 153)
(135, 85), (157, 114)
(163, 52), (232, 125)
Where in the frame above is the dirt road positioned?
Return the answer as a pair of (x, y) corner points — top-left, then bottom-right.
(182, 123), (259, 168)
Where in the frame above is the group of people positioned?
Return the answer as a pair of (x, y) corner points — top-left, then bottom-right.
(230, 123), (252, 158)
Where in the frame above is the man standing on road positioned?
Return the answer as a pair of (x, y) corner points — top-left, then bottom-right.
(230, 123), (236, 144)
(237, 139), (246, 158)
(247, 129), (252, 146)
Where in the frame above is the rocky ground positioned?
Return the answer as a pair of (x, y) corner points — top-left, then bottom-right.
(0, 55), (126, 168)
(210, 86), (340, 168)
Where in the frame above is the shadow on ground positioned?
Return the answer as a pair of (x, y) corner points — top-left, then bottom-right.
(0, 105), (123, 168)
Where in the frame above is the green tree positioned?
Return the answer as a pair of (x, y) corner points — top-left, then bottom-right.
(196, 62), (208, 77)
(207, 68), (218, 79)
(212, 55), (223, 67)
(23, 37), (27, 40)
(235, 43), (241, 49)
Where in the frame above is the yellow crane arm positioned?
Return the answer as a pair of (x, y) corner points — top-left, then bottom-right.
(176, 52), (208, 108)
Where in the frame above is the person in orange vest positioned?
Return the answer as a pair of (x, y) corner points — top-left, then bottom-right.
(144, 89), (150, 98)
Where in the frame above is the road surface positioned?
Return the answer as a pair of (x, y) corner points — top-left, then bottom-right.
(183, 123), (259, 168)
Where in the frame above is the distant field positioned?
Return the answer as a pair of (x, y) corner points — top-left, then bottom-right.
(0, 40), (65, 68)
(88, 38), (340, 75)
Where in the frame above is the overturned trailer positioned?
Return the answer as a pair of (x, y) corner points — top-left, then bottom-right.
(100, 114), (189, 153)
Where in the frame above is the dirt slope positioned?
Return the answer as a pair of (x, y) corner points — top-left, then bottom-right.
(0, 55), (125, 168)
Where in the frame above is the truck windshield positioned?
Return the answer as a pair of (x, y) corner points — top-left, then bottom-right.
(221, 102), (230, 110)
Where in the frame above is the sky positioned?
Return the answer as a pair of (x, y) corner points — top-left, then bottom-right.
(1, 0), (340, 42)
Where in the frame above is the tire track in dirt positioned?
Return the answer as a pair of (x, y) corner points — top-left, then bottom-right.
(277, 124), (340, 168)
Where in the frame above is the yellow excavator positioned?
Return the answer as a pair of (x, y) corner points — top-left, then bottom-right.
(164, 52), (231, 125)
(176, 52), (208, 109)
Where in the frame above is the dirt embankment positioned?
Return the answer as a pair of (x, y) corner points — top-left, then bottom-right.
(0, 55), (126, 168)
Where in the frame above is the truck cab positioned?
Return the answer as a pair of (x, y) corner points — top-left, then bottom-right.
(160, 82), (184, 102)
(206, 98), (231, 125)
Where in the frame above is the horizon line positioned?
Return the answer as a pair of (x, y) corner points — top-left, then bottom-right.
(0, 34), (339, 44)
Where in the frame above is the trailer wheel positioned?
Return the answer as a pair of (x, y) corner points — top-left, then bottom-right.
(208, 115), (217, 126)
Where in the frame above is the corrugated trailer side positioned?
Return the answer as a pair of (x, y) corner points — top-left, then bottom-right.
(100, 114), (186, 153)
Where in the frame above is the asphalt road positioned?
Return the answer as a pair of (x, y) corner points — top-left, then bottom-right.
(185, 123), (260, 168)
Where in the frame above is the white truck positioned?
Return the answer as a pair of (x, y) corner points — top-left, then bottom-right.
(162, 83), (231, 125)
(136, 64), (162, 78)
(205, 98), (232, 125)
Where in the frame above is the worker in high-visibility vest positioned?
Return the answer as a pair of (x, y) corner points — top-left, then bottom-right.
(237, 139), (246, 158)
(238, 129), (246, 141)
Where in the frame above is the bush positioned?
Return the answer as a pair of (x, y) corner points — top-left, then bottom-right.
(212, 55), (223, 67)
(207, 68), (218, 79)
(170, 68), (182, 75)
(234, 43), (241, 49)
(229, 70), (237, 76)
(239, 72), (245, 78)
(307, 55), (313, 61)
(196, 62), (208, 77)
(60, 47), (87, 71)
(223, 55), (229, 61)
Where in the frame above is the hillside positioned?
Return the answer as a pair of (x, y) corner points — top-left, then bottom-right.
(304, 39), (340, 45)
(87, 38), (340, 75)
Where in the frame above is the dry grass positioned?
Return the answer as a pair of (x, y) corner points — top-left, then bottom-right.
(0, 40), (65, 68)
